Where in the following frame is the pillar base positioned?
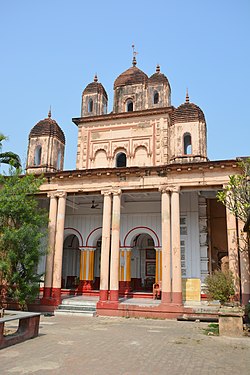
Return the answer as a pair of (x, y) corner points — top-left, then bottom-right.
(161, 291), (171, 303)
(99, 290), (108, 302)
(51, 288), (62, 305)
(109, 290), (119, 302)
(43, 287), (52, 298)
(172, 292), (183, 305)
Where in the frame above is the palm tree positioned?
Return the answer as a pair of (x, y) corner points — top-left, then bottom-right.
(0, 134), (21, 169)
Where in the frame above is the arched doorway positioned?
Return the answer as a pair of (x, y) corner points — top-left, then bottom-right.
(62, 235), (80, 289)
(131, 234), (156, 291)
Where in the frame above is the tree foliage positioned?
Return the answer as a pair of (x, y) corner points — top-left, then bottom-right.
(217, 158), (250, 225)
(0, 170), (48, 309)
(205, 270), (235, 304)
(0, 134), (21, 169)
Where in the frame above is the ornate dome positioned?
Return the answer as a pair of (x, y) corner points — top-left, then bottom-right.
(149, 65), (170, 86)
(114, 64), (148, 89)
(83, 75), (108, 100)
(29, 111), (65, 144)
(173, 92), (205, 124)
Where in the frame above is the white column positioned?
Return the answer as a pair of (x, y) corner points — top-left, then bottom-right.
(51, 191), (67, 304)
(238, 220), (250, 305)
(160, 186), (171, 303)
(99, 191), (112, 301)
(43, 192), (58, 298)
(171, 187), (182, 304)
(226, 207), (240, 300)
(109, 189), (121, 302)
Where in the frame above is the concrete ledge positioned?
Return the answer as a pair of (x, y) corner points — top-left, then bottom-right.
(218, 307), (244, 337)
(0, 310), (41, 349)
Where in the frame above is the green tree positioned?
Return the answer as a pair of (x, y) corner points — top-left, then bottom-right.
(0, 170), (48, 310)
(205, 270), (235, 304)
(0, 134), (21, 169)
(217, 158), (250, 227)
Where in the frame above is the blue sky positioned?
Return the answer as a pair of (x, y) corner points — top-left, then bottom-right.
(0, 0), (249, 172)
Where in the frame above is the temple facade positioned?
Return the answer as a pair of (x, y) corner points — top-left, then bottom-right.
(26, 55), (250, 316)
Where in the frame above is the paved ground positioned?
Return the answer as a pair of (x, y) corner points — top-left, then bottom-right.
(1, 315), (250, 375)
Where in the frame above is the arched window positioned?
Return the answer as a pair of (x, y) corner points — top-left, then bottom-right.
(88, 98), (93, 113)
(126, 100), (133, 112)
(153, 91), (159, 104)
(116, 152), (127, 167)
(184, 133), (192, 155)
(34, 145), (42, 165)
(57, 150), (61, 170)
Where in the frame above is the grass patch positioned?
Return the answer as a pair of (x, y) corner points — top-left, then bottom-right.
(203, 323), (219, 336)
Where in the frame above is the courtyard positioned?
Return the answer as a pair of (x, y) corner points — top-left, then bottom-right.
(0, 315), (249, 374)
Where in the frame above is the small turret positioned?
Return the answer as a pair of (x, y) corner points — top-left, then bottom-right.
(26, 109), (65, 174)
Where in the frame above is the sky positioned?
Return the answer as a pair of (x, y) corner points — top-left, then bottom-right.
(0, 0), (249, 173)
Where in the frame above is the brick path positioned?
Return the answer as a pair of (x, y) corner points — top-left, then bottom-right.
(0, 315), (250, 374)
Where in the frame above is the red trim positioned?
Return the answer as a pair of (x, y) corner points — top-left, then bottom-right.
(172, 292), (182, 305)
(123, 226), (160, 247)
(86, 226), (102, 246)
(64, 227), (84, 247)
(51, 288), (62, 305)
(109, 290), (119, 301)
(99, 290), (108, 301)
(161, 291), (171, 303)
(43, 287), (51, 298)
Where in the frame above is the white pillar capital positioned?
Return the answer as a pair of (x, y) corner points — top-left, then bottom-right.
(101, 190), (112, 196)
(159, 185), (170, 194)
(169, 185), (180, 193)
(112, 189), (122, 196)
(55, 190), (67, 199)
(47, 191), (58, 199)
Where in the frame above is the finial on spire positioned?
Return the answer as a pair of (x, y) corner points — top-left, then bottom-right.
(132, 44), (138, 66)
(48, 106), (51, 118)
(94, 74), (98, 82)
(156, 64), (160, 73)
(186, 88), (189, 103)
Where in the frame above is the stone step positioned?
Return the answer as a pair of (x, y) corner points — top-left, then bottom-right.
(55, 309), (96, 317)
(55, 302), (97, 317)
(57, 304), (96, 311)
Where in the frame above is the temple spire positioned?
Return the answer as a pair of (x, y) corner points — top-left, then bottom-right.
(48, 106), (51, 118)
(132, 44), (138, 66)
(186, 88), (190, 103)
(94, 74), (98, 82)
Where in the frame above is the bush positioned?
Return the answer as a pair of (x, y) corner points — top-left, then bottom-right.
(204, 270), (235, 304)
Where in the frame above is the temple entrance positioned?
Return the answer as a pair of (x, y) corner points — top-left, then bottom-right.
(62, 234), (80, 289)
(130, 234), (156, 291)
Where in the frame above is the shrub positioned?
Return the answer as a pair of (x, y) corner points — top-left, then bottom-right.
(204, 270), (235, 304)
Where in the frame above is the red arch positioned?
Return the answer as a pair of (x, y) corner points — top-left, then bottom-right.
(64, 227), (84, 247)
(86, 227), (102, 246)
(123, 226), (160, 247)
